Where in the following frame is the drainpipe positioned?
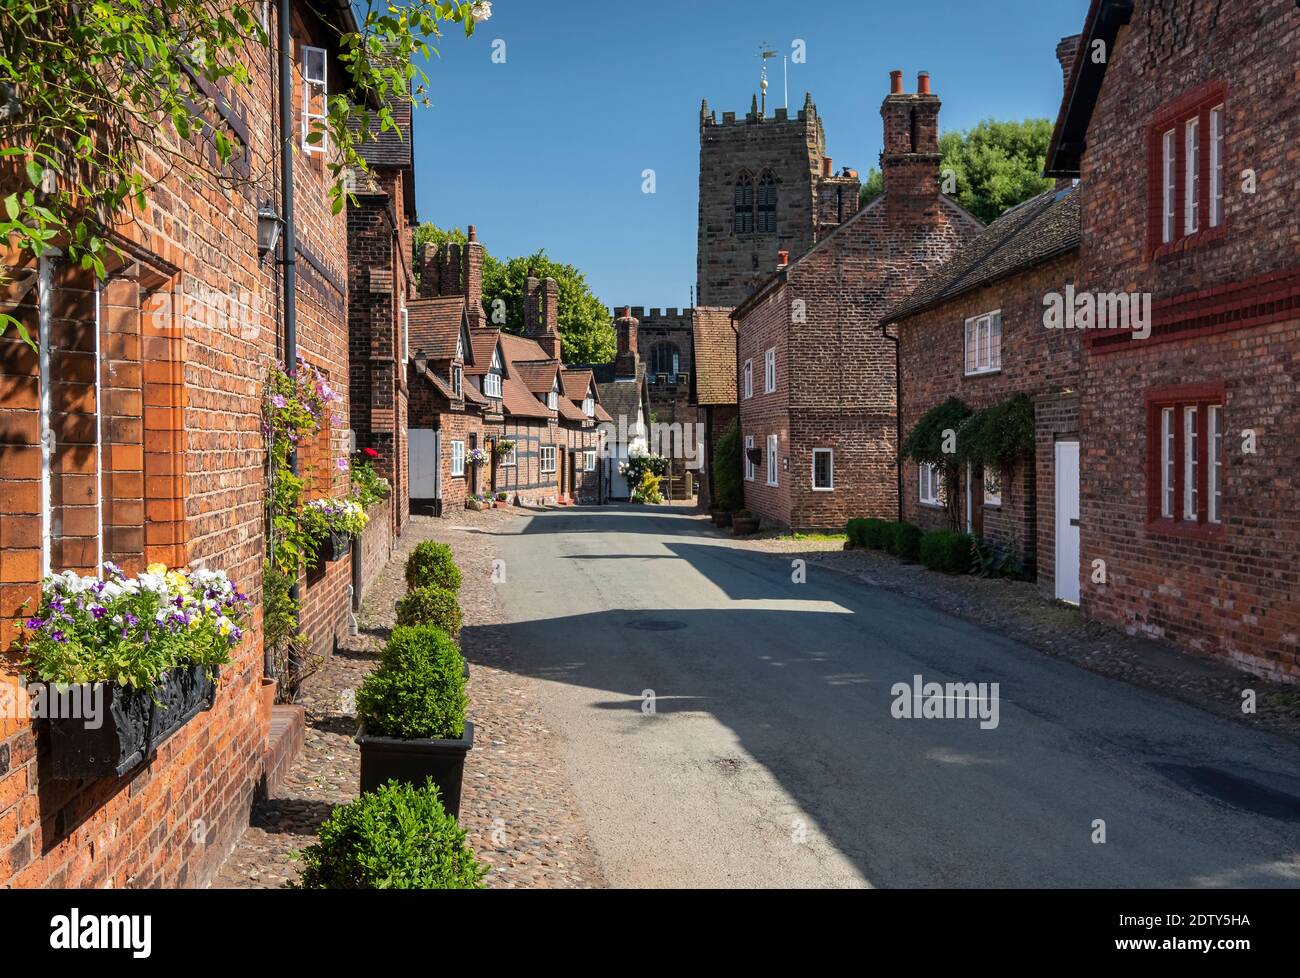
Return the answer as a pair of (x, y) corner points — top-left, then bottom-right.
(880, 322), (903, 521)
(37, 254), (56, 578)
(275, 0), (300, 680)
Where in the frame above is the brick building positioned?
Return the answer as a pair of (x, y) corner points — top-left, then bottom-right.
(887, 188), (1082, 593)
(885, 37), (1083, 599)
(1046, 0), (1300, 681)
(0, 1), (362, 887)
(734, 71), (983, 533)
(407, 234), (606, 509)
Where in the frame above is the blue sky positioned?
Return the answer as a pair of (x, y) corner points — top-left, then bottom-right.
(413, 0), (1089, 310)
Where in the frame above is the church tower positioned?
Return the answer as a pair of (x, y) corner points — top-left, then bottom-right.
(696, 92), (860, 308)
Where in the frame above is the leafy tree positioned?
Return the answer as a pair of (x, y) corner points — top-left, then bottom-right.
(859, 118), (1054, 224)
(0, 0), (489, 345)
(414, 223), (616, 365)
(711, 417), (743, 512)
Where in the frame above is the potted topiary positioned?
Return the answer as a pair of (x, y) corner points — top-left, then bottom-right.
(731, 509), (759, 535)
(295, 779), (488, 889)
(405, 541), (462, 592)
(395, 585), (463, 637)
(355, 624), (473, 816)
(24, 563), (253, 779)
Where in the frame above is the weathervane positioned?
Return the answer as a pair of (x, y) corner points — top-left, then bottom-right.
(759, 44), (777, 116)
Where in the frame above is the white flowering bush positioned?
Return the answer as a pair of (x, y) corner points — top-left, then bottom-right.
(23, 563), (254, 689)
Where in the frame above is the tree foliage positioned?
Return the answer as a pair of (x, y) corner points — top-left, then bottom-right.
(413, 222), (616, 365)
(0, 0), (486, 345)
(859, 118), (1054, 224)
(711, 417), (743, 512)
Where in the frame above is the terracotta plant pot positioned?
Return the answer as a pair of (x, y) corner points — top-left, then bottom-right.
(732, 514), (760, 535)
(712, 510), (733, 528)
(260, 677), (277, 729)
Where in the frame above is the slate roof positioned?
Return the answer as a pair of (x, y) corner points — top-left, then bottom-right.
(408, 297), (464, 359)
(691, 306), (737, 406)
(594, 363), (647, 429)
(885, 187), (1081, 323)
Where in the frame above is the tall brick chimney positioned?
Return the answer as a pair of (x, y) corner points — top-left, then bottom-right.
(418, 243), (441, 298)
(614, 307), (639, 379)
(1054, 36), (1083, 190)
(523, 271), (562, 361)
(464, 225), (486, 328)
(879, 69), (942, 202)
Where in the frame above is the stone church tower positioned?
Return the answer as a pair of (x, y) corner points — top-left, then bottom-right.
(696, 92), (861, 308)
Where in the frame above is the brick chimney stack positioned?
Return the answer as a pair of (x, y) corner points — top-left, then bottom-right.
(464, 224), (486, 328)
(418, 243), (441, 298)
(523, 271), (562, 361)
(614, 307), (639, 379)
(1054, 35), (1083, 190)
(879, 69), (942, 203)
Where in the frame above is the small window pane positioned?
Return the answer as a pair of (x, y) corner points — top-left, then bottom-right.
(1208, 405), (1222, 523)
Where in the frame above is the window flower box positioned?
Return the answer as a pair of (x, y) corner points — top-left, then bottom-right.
(23, 563), (252, 781)
(317, 530), (352, 562)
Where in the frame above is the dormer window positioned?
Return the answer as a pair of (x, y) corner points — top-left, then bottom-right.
(547, 381), (558, 411)
(583, 395), (594, 417)
(484, 372), (501, 398)
(452, 365), (462, 398)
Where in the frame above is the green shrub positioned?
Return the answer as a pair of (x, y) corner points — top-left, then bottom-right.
(845, 518), (868, 547)
(712, 418), (744, 512)
(405, 541), (461, 592)
(395, 586), (463, 636)
(861, 518), (890, 550)
(920, 531), (974, 573)
(357, 624), (467, 740)
(295, 779), (487, 889)
(886, 521), (923, 561)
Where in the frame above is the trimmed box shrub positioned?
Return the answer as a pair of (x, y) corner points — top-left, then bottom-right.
(886, 521), (923, 561)
(404, 541), (462, 593)
(845, 518), (868, 547)
(295, 779), (487, 889)
(357, 624), (468, 741)
(395, 586), (463, 636)
(921, 531), (974, 574)
(861, 518), (890, 550)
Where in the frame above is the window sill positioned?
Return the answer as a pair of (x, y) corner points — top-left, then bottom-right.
(983, 501), (1002, 509)
(919, 501), (946, 510)
(1149, 223), (1228, 262)
(963, 368), (1002, 379)
(811, 486), (834, 493)
(1143, 517), (1225, 540)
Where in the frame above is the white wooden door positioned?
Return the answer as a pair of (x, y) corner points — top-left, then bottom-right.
(409, 428), (438, 499)
(1054, 440), (1081, 604)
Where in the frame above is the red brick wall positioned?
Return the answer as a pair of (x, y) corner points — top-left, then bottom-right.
(0, 9), (355, 887)
(1075, 0), (1300, 680)
(736, 285), (791, 527)
(897, 252), (1082, 574)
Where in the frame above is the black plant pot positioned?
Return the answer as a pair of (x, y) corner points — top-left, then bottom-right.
(356, 721), (474, 818)
(47, 665), (218, 780)
(318, 531), (352, 563)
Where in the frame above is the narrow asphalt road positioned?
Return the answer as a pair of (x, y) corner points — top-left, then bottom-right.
(469, 505), (1300, 888)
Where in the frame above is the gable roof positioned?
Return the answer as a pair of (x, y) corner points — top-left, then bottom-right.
(691, 306), (737, 406)
(466, 328), (500, 376)
(886, 186), (1081, 323)
(560, 368), (594, 401)
(593, 362), (648, 430)
(408, 297), (465, 360)
(1045, 0), (1134, 177)
(513, 360), (559, 395)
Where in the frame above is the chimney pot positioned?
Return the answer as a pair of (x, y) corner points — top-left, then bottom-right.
(890, 70), (903, 95)
(622, 306), (631, 319)
(468, 224), (476, 242)
(777, 250), (790, 267)
(823, 156), (833, 176)
(917, 71), (931, 95)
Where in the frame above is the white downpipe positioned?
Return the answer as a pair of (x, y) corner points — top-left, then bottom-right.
(37, 254), (55, 578)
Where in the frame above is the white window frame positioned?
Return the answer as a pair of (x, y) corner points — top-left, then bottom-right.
(499, 442), (516, 467)
(1182, 405), (1199, 520)
(301, 45), (328, 156)
(1184, 118), (1200, 236)
(766, 434), (779, 486)
(1208, 404), (1222, 524)
(764, 348), (776, 393)
(483, 372), (501, 399)
(1209, 105), (1224, 229)
(540, 445), (557, 474)
(400, 306), (409, 362)
(982, 464), (1002, 507)
(546, 383), (558, 411)
(452, 364), (462, 398)
(1161, 407), (1175, 518)
(811, 448), (833, 492)
(919, 462), (945, 506)
(583, 395), (594, 417)
(963, 311), (1001, 376)
(583, 450), (596, 472)
(743, 359), (753, 399)
(450, 439), (465, 477)
(744, 435), (755, 481)
(1162, 129), (1176, 244)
